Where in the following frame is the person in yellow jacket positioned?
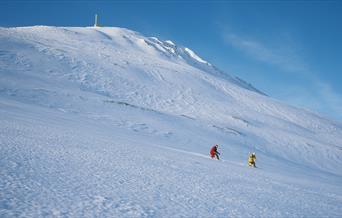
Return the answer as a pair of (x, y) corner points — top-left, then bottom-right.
(248, 152), (256, 167)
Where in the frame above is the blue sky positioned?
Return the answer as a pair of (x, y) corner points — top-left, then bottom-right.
(1, 0), (341, 121)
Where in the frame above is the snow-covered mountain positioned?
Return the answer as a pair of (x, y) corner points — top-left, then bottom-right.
(1, 26), (341, 217)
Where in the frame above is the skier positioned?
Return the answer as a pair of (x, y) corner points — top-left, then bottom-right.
(248, 152), (256, 167)
(210, 144), (220, 160)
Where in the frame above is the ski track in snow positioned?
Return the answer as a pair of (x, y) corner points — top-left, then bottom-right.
(0, 26), (342, 217)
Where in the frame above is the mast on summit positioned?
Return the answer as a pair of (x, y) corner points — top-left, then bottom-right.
(94, 14), (99, 27)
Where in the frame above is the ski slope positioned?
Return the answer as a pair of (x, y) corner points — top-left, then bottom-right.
(1, 26), (342, 217)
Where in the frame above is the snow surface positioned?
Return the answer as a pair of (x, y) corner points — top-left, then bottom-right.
(0, 26), (342, 217)
(183, 47), (209, 64)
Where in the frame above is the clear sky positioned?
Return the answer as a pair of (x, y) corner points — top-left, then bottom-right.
(1, 0), (341, 121)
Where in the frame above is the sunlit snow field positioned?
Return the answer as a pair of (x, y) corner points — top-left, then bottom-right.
(1, 26), (341, 217)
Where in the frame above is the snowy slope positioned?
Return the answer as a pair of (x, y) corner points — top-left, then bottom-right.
(1, 26), (342, 217)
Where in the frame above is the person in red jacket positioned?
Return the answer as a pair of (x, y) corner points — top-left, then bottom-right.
(210, 144), (220, 160)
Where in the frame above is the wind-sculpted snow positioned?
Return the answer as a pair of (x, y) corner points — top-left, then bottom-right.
(1, 101), (342, 217)
(0, 26), (342, 217)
